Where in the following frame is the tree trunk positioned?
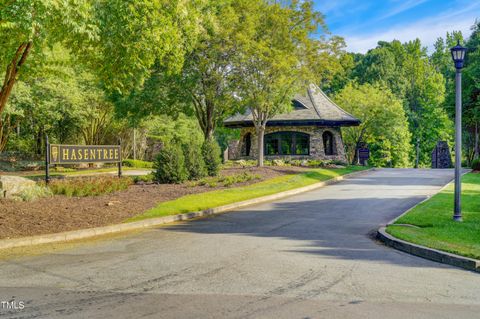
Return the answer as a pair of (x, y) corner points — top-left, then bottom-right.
(256, 125), (265, 167)
(133, 127), (137, 160)
(36, 130), (43, 156)
(204, 126), (214, 141)
(0, 42), (32, 116)
(475, 122), (479, 160)
(415, 138), (420, 169)
(0, 116), (10, 152)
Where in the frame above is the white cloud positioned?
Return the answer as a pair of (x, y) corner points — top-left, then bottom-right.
(343, 3), (480, 53)
(379, 0), (429, 20)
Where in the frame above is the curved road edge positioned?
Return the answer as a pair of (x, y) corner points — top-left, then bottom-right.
(377, 227), (480, 273)
(376, 169), (479, 273)
(0, 168), (374, 251)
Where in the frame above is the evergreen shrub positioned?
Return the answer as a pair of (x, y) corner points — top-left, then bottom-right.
(183, 140), (207, 180)
(154, 144), (188, 183)
(201, 138), (221, 176)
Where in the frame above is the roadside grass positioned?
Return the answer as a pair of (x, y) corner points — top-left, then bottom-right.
(387, 173), (480, 260)
(128, 166), (367, 222)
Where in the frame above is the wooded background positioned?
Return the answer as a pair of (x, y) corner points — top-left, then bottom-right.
(1, 0), (479, 167)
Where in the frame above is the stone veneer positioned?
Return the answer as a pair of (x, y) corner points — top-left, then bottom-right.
(230, 126), (347, 163)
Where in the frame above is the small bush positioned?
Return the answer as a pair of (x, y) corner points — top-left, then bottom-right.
(123, 159), (154, 169)
(48, 176), (132, 197)
(289, 160), (303, 167)
(17, 185), (53, 201)
(183, 140), (207, 180)
(133, 173), (155, 184)
(272, 159), (286, 166)
(202, 138), (221, 176)
(154, 144), (188, 183)
(472, 159), (480, 171)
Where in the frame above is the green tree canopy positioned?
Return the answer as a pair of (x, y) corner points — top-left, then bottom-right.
(233, 0), (326, 166)
(351, 39), (453, 166)
(334, 83), (412, 167)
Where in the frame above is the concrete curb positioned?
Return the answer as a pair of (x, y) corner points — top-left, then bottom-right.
(377, 169), (479, 273)
(377, 227), (480, 273)
(0, 168), (374, 250)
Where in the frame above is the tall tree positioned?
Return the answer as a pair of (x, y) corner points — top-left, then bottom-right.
(460, 24), (480, 163)
(115, 0), (239, 140)
(334, 83), (411, 167)
(353, 39), (453, 167)
(0, 0), (203, 149)
(75, 0), (204, 95)
(233, 0), (326, 166)
(0, 0), (95, 117)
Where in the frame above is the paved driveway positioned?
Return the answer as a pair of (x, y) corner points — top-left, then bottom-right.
(1, 168), (480, 319)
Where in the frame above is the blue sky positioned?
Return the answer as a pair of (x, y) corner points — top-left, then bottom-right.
(314, 0), (480, 53)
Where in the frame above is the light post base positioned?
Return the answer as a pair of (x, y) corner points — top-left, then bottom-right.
(453, 214), (463, 222)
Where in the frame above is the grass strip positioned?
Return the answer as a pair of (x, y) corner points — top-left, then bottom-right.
(128, 166), (367, 222)
(387, 173), (480, 260)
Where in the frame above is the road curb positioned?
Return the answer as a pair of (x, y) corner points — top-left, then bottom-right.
(0, 168), (374, 250)
(377, 169), (479, 273)
(377, 227), (480, 273)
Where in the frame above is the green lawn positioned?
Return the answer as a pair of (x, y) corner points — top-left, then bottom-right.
(128, 166), (367, 222)
(387, 173), (480, 260)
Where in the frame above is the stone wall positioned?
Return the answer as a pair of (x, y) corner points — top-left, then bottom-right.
(231, 126), (347, 163)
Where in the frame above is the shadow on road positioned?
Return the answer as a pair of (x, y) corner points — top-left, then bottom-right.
(158, 194), (447, 269)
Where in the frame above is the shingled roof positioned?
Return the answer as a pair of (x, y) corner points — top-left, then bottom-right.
(224, 84), (360, 128)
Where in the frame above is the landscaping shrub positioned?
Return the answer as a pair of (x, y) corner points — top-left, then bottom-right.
(48, 176), (132, 197)
(18, 185), (53, 201)
(154, 144), (188, 183)
(202, 138), (221, 176)
(183, 140), (207, 180)
(272, 159), (286, 166)
(472, 159), (480, 171)
(122, 159), (154, 169)
(133, 173), (155, 184)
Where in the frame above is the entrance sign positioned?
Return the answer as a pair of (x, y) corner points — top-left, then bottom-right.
(45, 136), (122, 183)
(358, 147), (370, 166)
(358, 148), (370, 160)
(49, 144), (121, 164)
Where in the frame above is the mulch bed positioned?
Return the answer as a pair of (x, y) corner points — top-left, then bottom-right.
(0, 166), (308, 239)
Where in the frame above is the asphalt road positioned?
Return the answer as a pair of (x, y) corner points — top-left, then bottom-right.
(1, 168), (480, 319)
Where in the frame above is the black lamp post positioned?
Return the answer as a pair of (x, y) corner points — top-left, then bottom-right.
(450, 41), (467, 222)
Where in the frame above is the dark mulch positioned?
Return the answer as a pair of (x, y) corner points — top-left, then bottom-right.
(0, 166), (308, 239)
